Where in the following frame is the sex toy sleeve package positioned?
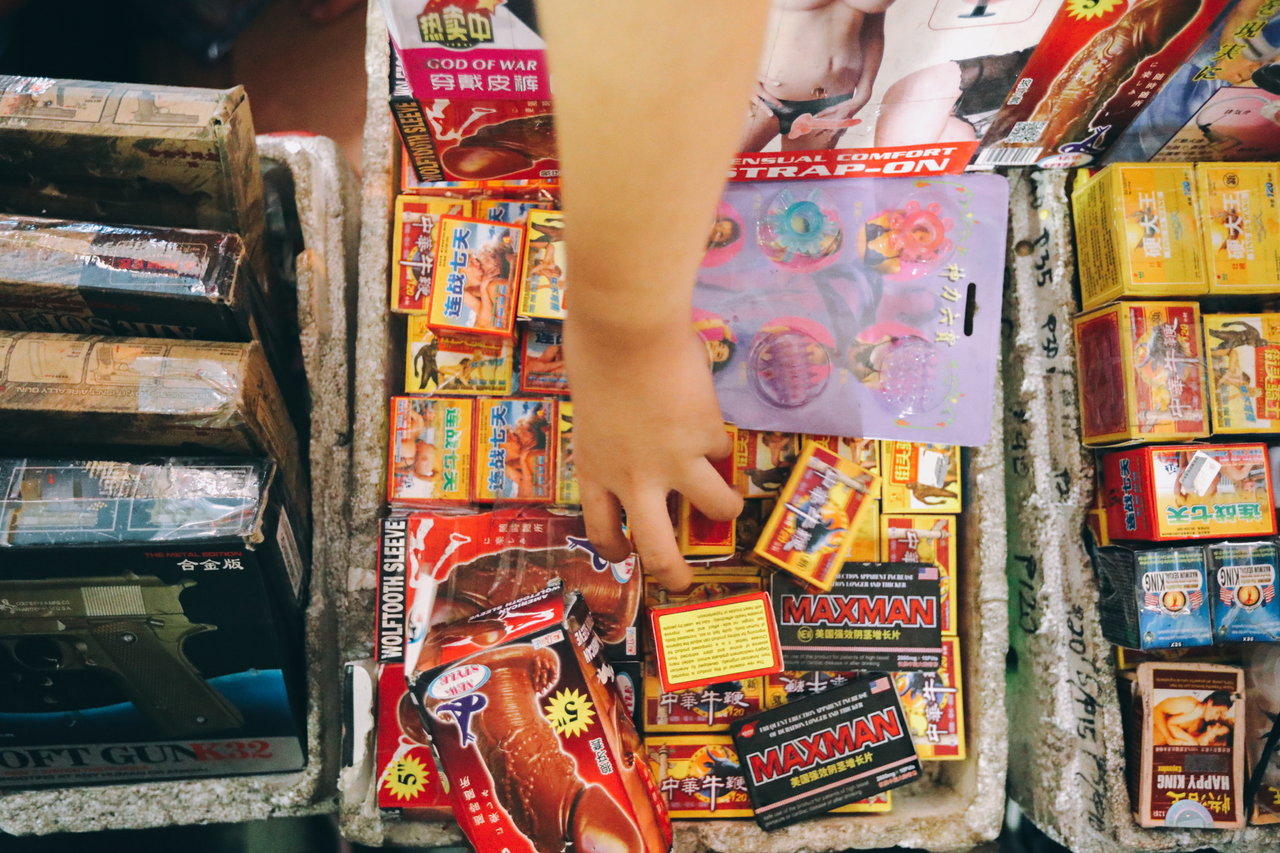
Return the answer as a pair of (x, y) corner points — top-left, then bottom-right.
(692, 174), (1009, 447)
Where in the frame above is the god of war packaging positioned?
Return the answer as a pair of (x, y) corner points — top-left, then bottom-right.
(387, 508), (642, 669)
(0, 77), (267, 287)
(1101, 443), (1276, 541)
(675, 424), (738, 557)
(0, 531), (306, 787)
(731, 674), (921, 831)
(649, 591), (783, 693)
(387, 396), (474, 507)
(0, 331), (306, 524)
(472, 398), (556, 503)
(644, 735), (754, 819)
(1093, 545), (1214, 652)
(1126, 662), (1245, 829)
(881, 442), (961, 514)
(429, 216), (524, 337)
(405, 316), (513, 396)
(753, 442), (880, 591)
(391, 195), (473, 314)
(1207, 541), (1280, 644)
(735, 430), (799, 500)
(375, 662), (453, 818)
(771, 561), (943, 672)
(894, 636), (965, 762)
(1073, 301), (1209, 446)
(881, 514), (957, 635)
(1198, 163), (1280, 295)
(1243, 643), (1280, 824)
(1071, 164), (1207, 309)
(410, 584), (672, 853)
(519, 209), (566, 321)
(0, 457), (308, 609)
(1203, 314), (1280, 435)
(519, 321), (569, 397)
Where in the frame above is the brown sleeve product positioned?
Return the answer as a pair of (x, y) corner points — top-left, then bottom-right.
(440, 113), (557, 181)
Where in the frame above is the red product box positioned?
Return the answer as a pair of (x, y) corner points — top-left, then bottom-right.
(376, 662), (453, 817)
(675, 424), (738, 557)
(473, 398), (556, 502)
(430, 216), (525, 338)
(642, 656), (765, 734)
(410, 586), (671, 853)
(414, 99), (557, 183)
(882, 514), (957, 636)
(391, 195), (473, 314)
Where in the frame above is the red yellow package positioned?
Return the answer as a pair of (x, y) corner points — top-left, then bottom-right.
(645, 736), (754, 819)
(753, 442), (879, 591)
(1198, 162), (1280, 295)
(1074, 301), (1210, 446)
(1203, 314), (1280, 435)
(472, 398), (555, 503)
(376, 663), (453, 817)
(391, 195), (472, 314)
(518, 320), (569, 396)
(807, 435), (880, 484)
(643, 657), (765, 733)
(475, 198), (553, 226)
(676, 424), (738, 557)
(881, 442), (961, 514)
(849, 499), (879, 563)
(882, 514), (957, 636)
(405, 316), (513, 396)
(388, 397), (473, 506)
(555, 401), (577, 506)
(735, 430), (799, 499)
(429, 216), (524, 337)
(649, 592), (783, 693)
(519, 209), (567, 321)
(895, 636), (965, 761)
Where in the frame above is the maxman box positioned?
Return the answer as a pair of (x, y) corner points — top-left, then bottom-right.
(731, 674), (921, 831)
(1125, 662), (1245, 829)
(375, 662), (452, 817)
(1207, 541), (1280, 644)
(0, 538), (307, 787)
(771, 562), (943, 672)
(1073, 301), (1209, 446)
(1197, 162), (1280, 295)
(1101, 443), (1276, 541)
(1071, 164), (1206, 309)
(410, 585), (671, 853)
(1203, 313), (1280, 435)
(1093, 544), (1214, 651)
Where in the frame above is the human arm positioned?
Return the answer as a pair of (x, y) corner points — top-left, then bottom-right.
(538, 0), (770, 590)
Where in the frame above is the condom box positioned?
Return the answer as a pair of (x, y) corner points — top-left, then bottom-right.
(519, 321), (569, 396)
(881, 442), (962, 514)
(771, 561), (943, 672)
(405, 317), (513, 396)
(1093, 544), (1214, 651)
(1101, 443), (1276, 541)
(1071, 164), (1207, 309)
(387, 396), (474, 507)
(518, 209), (567, 321)
(375, 662), (453, 816)
(881, 514), (957, 635)
(1206, 540), (1280, 643)
(391, 195), (474, 314)
(1074, 302), (1210, 446)
(429, 216), (524, 337)
(1203, 313), (1280, 434)
(675, 425), (738, 557)
(471, 398), (555, 503)
(1126, 662), (1245, 829)
(1198, 163), (1280, 294)
(731, 674), (920, 830)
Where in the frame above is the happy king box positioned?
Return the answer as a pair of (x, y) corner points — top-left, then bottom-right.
(387, 396), (474, 507)
(881, 442), (961, 514)
(1072, 164), (1206, 310)
(410, 585), (671, 853)
(473, 398), (555, 503)
(405, 317), (513, 396)
(1203, 314), (1280, 434)
(882, 514), (957, 636)
(1101, 443), (1276, 542)
(1074, 302), (1210, 446)
(1207, 541), (1280, 644)
(391, 195), (473, 314)
(429, 216), (524, 337)
(1093, 545), (1214, 652)
(1197, 163), (1280, 295)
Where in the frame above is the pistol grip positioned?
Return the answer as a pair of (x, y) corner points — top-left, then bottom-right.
(89, 620), (244, 738)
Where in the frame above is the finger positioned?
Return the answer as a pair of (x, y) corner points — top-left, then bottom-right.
(705, 425), (735, 461)
(579, 480), (631, 563)
(625, 490), (693, 592)
(679, 459), (744, 523)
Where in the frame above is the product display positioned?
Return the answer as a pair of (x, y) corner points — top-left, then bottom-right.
(1203, 313), (1280, 434)
(1197, 162), (1280, 294)
(404, 317), (514, 396)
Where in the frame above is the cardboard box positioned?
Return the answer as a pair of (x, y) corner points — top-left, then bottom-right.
(1093, 544), (1214, 652)
(404, 317), (513, 396)
(1198, 163), (1280, 294)
(387, 396), (474, 507)
(1207, 541), (1280, 644)
(1126, 662), (1245, 829)
(410, 586), (671, 853)
(518, 321), (569, 397)
(391, 195), (473, 314)
(644, 736), (754, 819)
(518, 209), (566, 321)
(881, 442), (962, 514)
(375, 662), (453, 817)
(429, 216), (524, 337)
(1101, 443), (1276, 541)
(0, 77), (267, 288)
(882, 514), (957, 635)
(1073, 301), (1210, 446)
(1203, 313), (1280, 434)
(472, 398), (555, 502)
(1072, 164), (1206, 309)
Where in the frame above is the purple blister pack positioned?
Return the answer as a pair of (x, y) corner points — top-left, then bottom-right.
(694, 174), (1009, 447)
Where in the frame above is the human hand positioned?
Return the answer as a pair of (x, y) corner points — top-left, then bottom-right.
(565, 316), (743, 591)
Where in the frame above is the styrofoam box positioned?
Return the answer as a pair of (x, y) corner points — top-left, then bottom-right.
(1002, 168), (1280, 853)
(0, 136), (359, 835)
(337, 5), (1009, 850)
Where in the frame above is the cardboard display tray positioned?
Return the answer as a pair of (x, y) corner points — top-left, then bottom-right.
(0, 135), (357, 836)
(338, 5), (1009, 850)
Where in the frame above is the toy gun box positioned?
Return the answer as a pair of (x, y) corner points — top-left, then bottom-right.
(0, 535), (307, 787)
(0, 331), (307, 533)
(0, 457), (308, 609)
(0, 76), (267, 290)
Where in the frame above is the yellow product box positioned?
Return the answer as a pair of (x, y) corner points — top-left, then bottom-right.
(404, 316), (513, 396)
(391, 195), (473, 314)
(1203, 313), (1280, 435)
(649, 591), (783, 692)
(475, 198), (553, 225)
(1073, 301), (1209, 446)
(881, 514), (957, 636)
(519, 208), (567, 321)
(429, 216), (523, 337)
(1197, 163), (1280, 295)
(644, 572), (762, 613)
(881, 442), (961, 514)
(555, 401), (578, 506)
(1085, 508), (1110, 547)
(895, 636), (965, 761)
(762, 670), (862, 709)
(734, 430), (799, 499)
(472, 398), (555, 503)
(645, 736), (754, 818)
(849, 499), (879, 562)
(806, 435), (880, 486)
(387, 396), (473, 506)
(676, 424), (738, 557)
(1071, 163), (1206, 310)
(642, 656), (764, 733)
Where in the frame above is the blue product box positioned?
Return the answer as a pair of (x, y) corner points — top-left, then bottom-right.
(1208, 541), (1280, 644)
(1094, 545), (1214, 650)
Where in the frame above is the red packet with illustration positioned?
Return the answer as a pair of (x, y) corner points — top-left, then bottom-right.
(429, 216), (524, 337)
(405, 317), (513, 396)
(676, 424), (738, 557)
(473, 398), (556, 503)
(882, 514), (957, 635)
(752, 442), (880, 591)
(392, 196), (473, 314)
(376, 662), (453, 816)
(894, 636), (965, 761)
(388, 396), (473, 507)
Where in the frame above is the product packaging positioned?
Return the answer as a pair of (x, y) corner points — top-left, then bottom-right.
(881, 514), (957, 635)
(430, 216), (524, 337)
(387, 396), (474, 507)
(1197, 163), (1280, 294)
(472, 398), (555, 502)
(1203, 313), (1280, 434)
(895, 635), (965, 761)
(1243, 643), (1280, 824)
(644, 736), (754, 819)
(405, 317), (514, 396)
(735, 430), (799, 499)
(1093, 544), (1214, 651)
(519, 321), (569, 396)
(375, 662), (453, 817)
(642, 657), (765, 734)
(649, 591), (783, 693)
(675, 424), (738, 557)
(554, 401), (577, 505)
(1207, 541), (1280, 643)
(881, 442), (962, 514)
(391, 195), (473, 314)
(519, 209), (566, 321)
